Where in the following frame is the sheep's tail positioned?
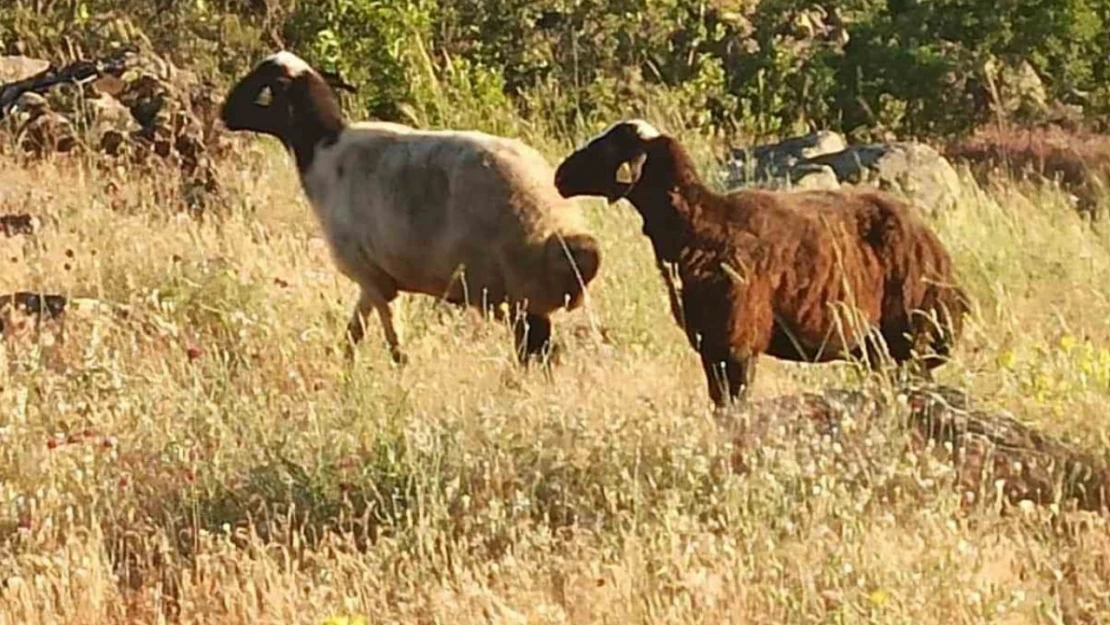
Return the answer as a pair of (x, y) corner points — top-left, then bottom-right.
(545, 232), (601, 310)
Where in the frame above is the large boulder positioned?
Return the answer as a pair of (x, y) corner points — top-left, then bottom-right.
(727, 131), (964, 214)
(729, 129), (846, 184)
(0, 55), (48, 83)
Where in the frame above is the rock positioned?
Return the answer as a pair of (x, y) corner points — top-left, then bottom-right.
(0, 214), (37, 236)
(776, 5), (850, 54)
(0, 50), (226, 214)
(0, 55), (49, 83)
(17, 108), (76, 156)
(728, 130), (847, 190)
(91, 72), (127, 98)
(728, 133), (963, 214)
(983, 57), (1049, 120)
(789, 164), (841, 190)
(13, 91), (47, 114)
(730, 129), (847, 182)
(0, 292), (68, 334)
(809, 142), (963, 213)
(87, 92), (140, 155)
(724, 384), (1110, 512)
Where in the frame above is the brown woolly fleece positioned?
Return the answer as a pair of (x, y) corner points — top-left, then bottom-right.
(555, 121), (969, 406)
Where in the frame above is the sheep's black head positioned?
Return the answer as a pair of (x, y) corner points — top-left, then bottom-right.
(221, 52), (305, 136)
(220, 51), (347, 171)
(554, 120), (662, 203)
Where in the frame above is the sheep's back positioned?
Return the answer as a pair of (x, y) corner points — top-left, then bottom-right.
(725, 187), (958, 356)
(302, 125), (584, 306)
(702, 189), (888, 350)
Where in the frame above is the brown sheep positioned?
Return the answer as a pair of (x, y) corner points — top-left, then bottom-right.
(553, 120), (969, 406)
(220, 52), (601, 364)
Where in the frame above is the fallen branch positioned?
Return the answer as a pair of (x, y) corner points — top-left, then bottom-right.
(0, 46), (136, 121)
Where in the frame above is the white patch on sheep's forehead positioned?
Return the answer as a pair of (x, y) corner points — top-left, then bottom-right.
(624, 119), (661, 139)
(578, 119), (662, 150)
(266, 50), (312, 76)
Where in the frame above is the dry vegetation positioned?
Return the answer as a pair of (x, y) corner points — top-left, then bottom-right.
(1, 118), (1110, 624)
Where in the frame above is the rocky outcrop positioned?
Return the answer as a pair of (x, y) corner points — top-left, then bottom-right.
(727, 131), (964, 214)
(724, 384), (1110, 512)
(0, 49), (229, 214)
(982, 57), (1050, 121)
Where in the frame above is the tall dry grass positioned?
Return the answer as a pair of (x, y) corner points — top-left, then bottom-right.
(0, 117), (1108, 624)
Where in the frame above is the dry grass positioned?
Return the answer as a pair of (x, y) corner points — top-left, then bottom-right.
(1, 124), (1109, 624)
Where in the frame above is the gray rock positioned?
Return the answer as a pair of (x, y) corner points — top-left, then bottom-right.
(729, 130), (846, 185)
(809, 142), (962, 213)
(727, 133), (962, 214)
(788, 164), (841, 190)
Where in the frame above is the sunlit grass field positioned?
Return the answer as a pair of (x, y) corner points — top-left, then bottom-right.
(1, 117), (1109, 623)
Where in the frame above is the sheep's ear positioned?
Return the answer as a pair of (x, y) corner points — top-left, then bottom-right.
(615, 161), (635, 184)
(615, 152), (647, 185)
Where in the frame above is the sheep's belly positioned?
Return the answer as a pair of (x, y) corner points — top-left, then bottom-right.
(765, 327), (859, 363)
(330, 236), (508, 306)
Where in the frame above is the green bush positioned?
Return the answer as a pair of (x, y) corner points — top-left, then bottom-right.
(2, 0), (1107, 140)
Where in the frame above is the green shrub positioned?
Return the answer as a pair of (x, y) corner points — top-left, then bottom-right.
(2, 0), (1107, 140)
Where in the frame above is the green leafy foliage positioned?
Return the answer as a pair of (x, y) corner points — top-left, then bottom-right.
(1, 0), (1107, 138)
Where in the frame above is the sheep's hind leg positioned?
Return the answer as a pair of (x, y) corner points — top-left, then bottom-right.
(513, 313), (554, 365)
(345, 286), (406, 366)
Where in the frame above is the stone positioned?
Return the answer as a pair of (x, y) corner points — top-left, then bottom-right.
(807, 142), (963, 214)
(984, 57), (1049, 119)
(723, 384), (1110, 512)
(0, 55), (49, 83)
(727, 132), (963, 214)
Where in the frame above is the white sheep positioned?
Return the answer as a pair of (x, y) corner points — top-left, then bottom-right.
(220, 51), (601, 363)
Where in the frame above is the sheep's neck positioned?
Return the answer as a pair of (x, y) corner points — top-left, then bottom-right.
(625, 138), (709, 265)
(286, 74), (346, 173)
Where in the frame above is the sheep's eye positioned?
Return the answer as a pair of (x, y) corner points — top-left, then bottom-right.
(255, 87), (273, 107)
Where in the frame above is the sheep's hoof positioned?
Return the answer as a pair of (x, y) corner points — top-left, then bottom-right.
(518, 341), (560, 368)
(342, 340), (358, 362)
(712, 395), (749, 415)
(544, 342), (564, 366)
(389, 347), (409, 367)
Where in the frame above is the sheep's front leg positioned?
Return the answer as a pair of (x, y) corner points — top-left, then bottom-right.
(700, 354), (756, 408)
(513, 313), (553, 365)
(345, 287), (406, 365)
(700, 354), (730, 408)
(726, 355), (757, 404)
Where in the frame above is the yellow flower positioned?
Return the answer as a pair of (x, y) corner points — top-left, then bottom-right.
(1059, 334), (1077, 352)
(868, 589), (891, 607)
(322, 616), (369, 625)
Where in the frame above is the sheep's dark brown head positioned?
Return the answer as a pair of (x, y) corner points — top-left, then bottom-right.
(554, 120), (662, 203)
(220, 51), (348, 172)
